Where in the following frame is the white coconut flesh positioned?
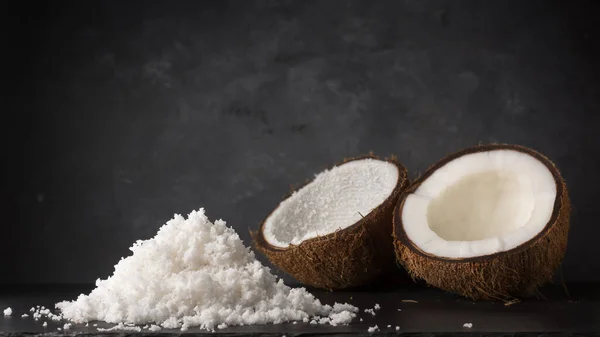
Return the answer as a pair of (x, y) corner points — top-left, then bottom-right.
(402, 149), (557, 259)
(263, 159), (400, 248)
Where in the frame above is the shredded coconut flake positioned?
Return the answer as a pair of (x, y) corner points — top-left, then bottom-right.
(21, 314), (28, 318)
(3, 308), (11, 316)
(463, 322), (473, 328)
(55, 208), (358, 330)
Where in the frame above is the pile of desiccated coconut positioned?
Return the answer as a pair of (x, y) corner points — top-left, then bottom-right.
(4, 208), (358, 331)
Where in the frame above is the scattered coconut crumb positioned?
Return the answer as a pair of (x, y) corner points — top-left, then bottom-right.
(42, 322), (48, 327)
(21, 314), (28, 318)
(148, 324), (161, 332)
(397, 308), (402, 311)
(364, 308), (376, 316)
(30, 307), (35, 312)
(292, 321), (297, 325)
(360, 318), (363, 322)
(55, 209), (358, 331)
(57, 327), (62, 331)
(85, 323), (89, 327)
(387, 324), (391, 328)
(93, 323), (98, 327)
(368, 325), (379, 333)
(396, 326), (400, 330)
(463, 323), (473, 328)
(374, 303), (381, 310)
(3, 307), (12, 316)
(63, 323), (72, 330)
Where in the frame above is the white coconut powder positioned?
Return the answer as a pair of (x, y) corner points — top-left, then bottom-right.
(98, 323), (142, 332)
(148, 324), (162, 332)
(55, 208), (358, 331)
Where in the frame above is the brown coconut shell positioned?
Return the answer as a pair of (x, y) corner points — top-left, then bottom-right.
(393, 144), (570, 300)
(253, 154), (409, 290)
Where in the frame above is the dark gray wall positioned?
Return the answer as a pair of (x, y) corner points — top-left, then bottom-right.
(3, 0), (599, 284)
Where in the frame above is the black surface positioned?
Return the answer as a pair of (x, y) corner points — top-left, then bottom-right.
(1, 284), (599, 336)
(2, 0), (600, 285)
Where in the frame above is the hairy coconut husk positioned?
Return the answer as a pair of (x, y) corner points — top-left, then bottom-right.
(253, 154), (409, 290)
(393, 144), (571, 301)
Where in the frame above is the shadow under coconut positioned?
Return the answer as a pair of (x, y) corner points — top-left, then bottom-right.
(286, 268), (418, 293)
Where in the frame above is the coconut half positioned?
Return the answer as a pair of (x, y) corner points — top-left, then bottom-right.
(254, 155), (409, 290)
(393, 144), (570, 300)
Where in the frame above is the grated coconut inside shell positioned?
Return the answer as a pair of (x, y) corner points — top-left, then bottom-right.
(402, 149), (557, 258)
(55, 208), (358, 330)
(263, 159), (399, 247)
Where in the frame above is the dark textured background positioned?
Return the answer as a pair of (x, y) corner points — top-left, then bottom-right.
(2, 0), (599, 284)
